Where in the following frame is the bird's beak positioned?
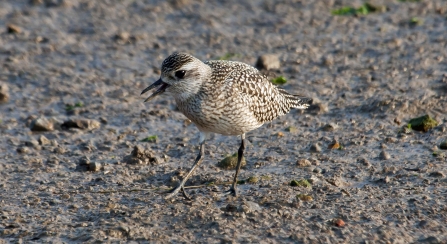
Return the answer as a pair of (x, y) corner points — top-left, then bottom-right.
(141, 78), (170, 102)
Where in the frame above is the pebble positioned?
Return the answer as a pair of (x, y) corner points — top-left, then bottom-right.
(379, 151), (390, 160)
(240, 201), (262, 213)
(30, 117), (54, 131)
(25, 139), (40, 147)
(296, 158), (311, 167)
(123, 145), (160, 165)
(78, 156), (90, 166)
(224, 204), (238, 212)
(16, 147), (29, 154)
(53, 147), (66, 154)
(357, 157), (370, 166)
(7, 24), (21, 34)
(310, 143), (322, 153)
(255, 54), (280, 70)
(384, 137), (398, 143)
(38, 135), (51, 145)
(333, 219), (345, 227)
(418, 236), (440, 243)
(428, 172), (444, 178)
(286, 126), (298, 133)
(321, 123), (337, 132)
(0, 82), (9, 103)
(88, 162), (102, 172)
(327, 139), (340, 150)
(440, 140), (447, 150)
(322, 55), (334, 66)
(61, 119), (101, 130)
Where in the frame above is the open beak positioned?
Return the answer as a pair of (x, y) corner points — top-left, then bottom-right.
(141, 78), (170, 102)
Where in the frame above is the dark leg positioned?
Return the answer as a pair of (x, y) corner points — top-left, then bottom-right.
(227, 134), (246, 196)
(165, 142), (205, 200)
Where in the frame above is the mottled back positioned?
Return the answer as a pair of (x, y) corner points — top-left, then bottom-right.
(205, 60), (311, 124)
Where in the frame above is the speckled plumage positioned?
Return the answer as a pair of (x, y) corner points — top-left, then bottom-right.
(162, 53), (312, 135)
(141, 52), (312, 199)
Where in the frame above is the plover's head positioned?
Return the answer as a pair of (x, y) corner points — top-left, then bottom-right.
(141, 52), (210, 102)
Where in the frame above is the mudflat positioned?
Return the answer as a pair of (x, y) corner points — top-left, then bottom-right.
(0, 0), (446, 243)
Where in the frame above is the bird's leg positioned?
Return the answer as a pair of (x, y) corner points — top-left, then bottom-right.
(227, 134), (246, 197)
(165, 133), (207, 200)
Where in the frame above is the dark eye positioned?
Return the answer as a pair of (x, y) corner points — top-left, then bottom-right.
(175, 70), (186, 79)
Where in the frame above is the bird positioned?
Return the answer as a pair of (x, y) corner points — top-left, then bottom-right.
(141, 52), (312, 200)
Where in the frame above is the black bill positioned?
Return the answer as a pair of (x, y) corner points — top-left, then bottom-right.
(141, 78), (170, 102)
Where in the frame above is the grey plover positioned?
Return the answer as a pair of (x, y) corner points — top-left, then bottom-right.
(141, 52), (312, 199)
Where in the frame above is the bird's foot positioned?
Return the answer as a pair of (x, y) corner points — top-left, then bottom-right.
(224, 186), (238, 197)
(165, 186), (191, 200)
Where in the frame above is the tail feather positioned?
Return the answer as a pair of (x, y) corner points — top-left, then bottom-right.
(278, 88), (313, 109)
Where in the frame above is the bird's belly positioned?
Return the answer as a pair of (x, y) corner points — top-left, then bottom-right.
(179, 104), (262, 135)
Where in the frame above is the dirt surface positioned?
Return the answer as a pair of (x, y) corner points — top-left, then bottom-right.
(1, 0), (447, 243)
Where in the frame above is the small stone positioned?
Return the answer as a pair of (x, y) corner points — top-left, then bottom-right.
(88, 162), (101, 172)
(333, 219), (345, 227)
(38, 135), (51, 145)
(225, 204), (238, 212)
(418, 236), (440, 243)
(7, 24), (21, 34)
(256, 54), (280, 70)
(132, 145), (154, 159)
(357, 157), (371, 167)
(30, 117), (54, 131)
(310, 143), (322, 153)
(51, 140), (59, 147)
(217, 153), (246, 170)
(240, 201), (262, 213)
(25, 139), (39, 147)
(327, 139), (340, 150)
(61, 119), (100, 130)
(0, 82), (9, 103)
(46, 156), (60, 166)
(296, 158), (311, 167)
(30, 0), (44, 5)
(124, 145), (160, 165)
(286, 126), (298, 133)
(53, 147), (66, 154)
(169, 0), (192, 8)
(16, 147), (29, 154)
(99, 117), (108, 124)
(428, 172), (444, 178)
(439, 140), (447, 150)
(322, 55), (334, 66)
(296, 194), (313, 202)
(379, 151), (390, 160)
(313, 167), (323, 174)
(321, 123), (337, 132)
(384, 137), (397, 143)
(78, 156), (90, 166)
(60, 194), (70, 200)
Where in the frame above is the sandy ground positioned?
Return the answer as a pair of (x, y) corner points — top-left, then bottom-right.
(1, 0), (447, 243)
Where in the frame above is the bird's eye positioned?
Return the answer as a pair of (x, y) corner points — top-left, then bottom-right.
(175, 70), (186, 79)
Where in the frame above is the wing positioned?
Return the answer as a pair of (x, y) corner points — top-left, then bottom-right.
(206, 60), (311, 123)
